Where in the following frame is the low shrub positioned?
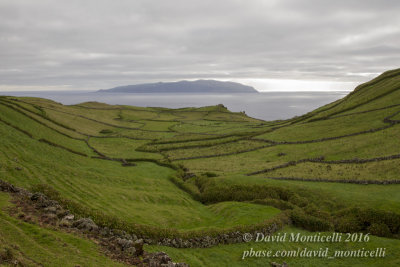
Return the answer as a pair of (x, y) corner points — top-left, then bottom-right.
(368, 223), (392, 237)
(335, 217), (363, 233)
(288, 194), (309, 207)
(302, 203), (331, 221)
(199, 181), (296, 205)
(333, 207), (400, 237)
(251, 198), (295, 210)
(201, 184), (282, 203)
(290, 208), (332, 232)
(203, 172), (218, 177)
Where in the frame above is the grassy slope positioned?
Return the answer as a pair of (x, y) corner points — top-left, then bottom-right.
(307, 69), (400, 119)
(88, 137), (163, 160)
(0, 104), (95, 157)
(0, 192), (128, 267)
(255, 106), (397, 141)
(0, 118), (280, 231)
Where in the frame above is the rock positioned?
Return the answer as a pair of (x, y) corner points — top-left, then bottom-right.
(122, 233), (132, 240)
(63, 214), (75, 221)
(124, 246), (136, 256)
(44, 206), (57, 214)
(182, 240), (190, 248)
(39, 200), (58, 208)
(31, 194), (58, 208)
(147, 252), (172, 266)
(157, 252), (171, 263)
(41, 213), (58, 224)
(0, 180), (18, 193)
(131, 233), (138, 241)
(159, 261), (190, 267)
(171, 239), (177, 247)
(56, 209), (69, 218)
(15, 166), (23, 171)
(100, 227), (111, 237)
(117, 238), (133, 249)
(31, 193), (46, 201)
(133, 239), (144, 256)
(59, 219), (72, 228)
(72, 218), (98, 232)
(112, 229), (125, 237)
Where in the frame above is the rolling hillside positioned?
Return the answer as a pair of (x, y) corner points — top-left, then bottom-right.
(1, 68), (400, 266)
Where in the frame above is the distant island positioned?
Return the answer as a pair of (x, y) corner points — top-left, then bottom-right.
(98, 79), (259, 94)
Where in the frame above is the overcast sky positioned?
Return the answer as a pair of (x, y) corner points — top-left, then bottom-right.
(0, 0), (399, 92)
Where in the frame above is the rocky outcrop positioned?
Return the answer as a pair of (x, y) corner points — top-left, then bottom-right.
(72, 218), (99, 232)
(143, 252), (189, 267)
(0, 179), (19, 193)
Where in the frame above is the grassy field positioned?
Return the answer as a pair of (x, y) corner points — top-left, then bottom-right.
(0, 68), (400, 266)
(264, 159), (400, 181)
(88, 137), (163, 160)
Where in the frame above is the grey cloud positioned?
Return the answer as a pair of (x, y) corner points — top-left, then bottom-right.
(0, 0), (399, 90)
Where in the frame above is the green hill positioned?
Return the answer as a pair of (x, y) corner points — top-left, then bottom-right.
(0, 68), (400, 266)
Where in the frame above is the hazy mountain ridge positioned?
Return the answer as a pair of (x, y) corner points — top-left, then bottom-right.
(98, 80), (259, 93)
